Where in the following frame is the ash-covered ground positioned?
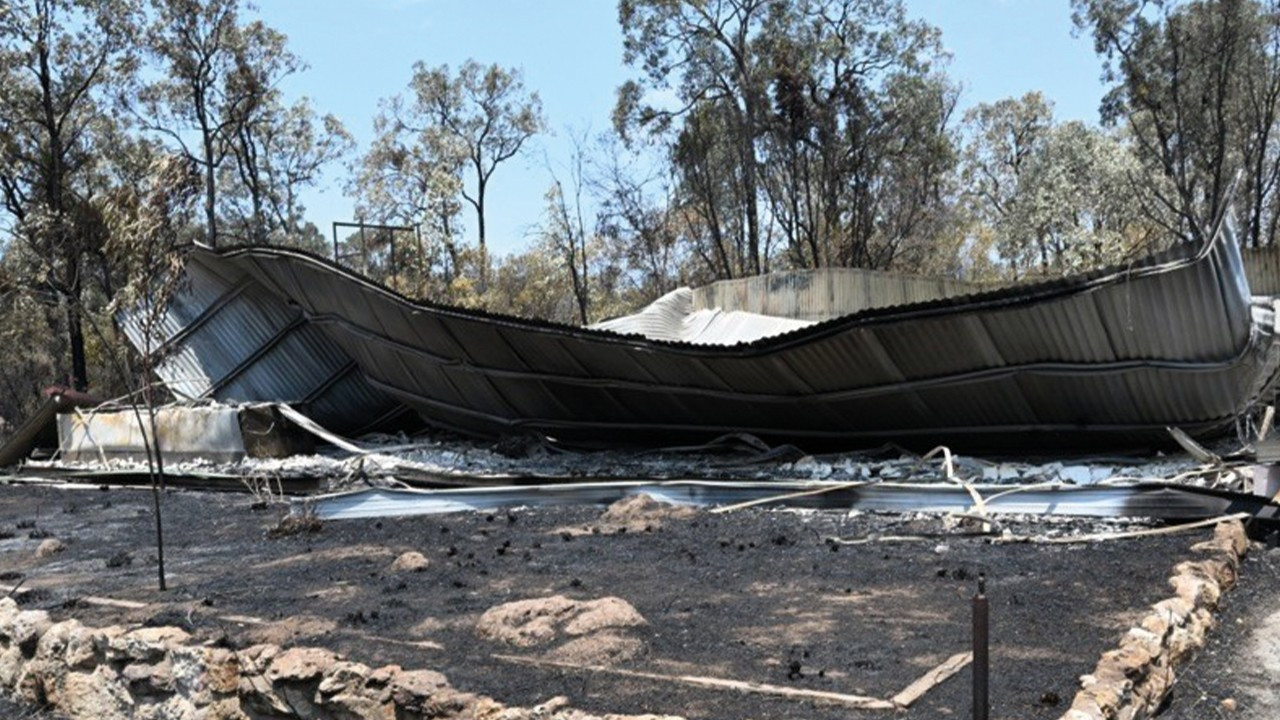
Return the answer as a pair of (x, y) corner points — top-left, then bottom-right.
(1, 482), (1260, 720)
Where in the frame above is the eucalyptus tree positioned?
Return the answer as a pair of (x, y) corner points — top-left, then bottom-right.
(357, 60), (545, 290)
(1074, 0), (1280, 245)
(140, 0), (250, 246)
(589, 134), (685, 302)
(227, 95), (353, 247)
(0, 0), (140, 391)
(408, 61), (545, 288)
(616, 0), (957, 277)
(350, 95), (467, 289)
(962, 93), (1150, 278)
(616, 0), (773, 276)
(143, 0), (346, 248)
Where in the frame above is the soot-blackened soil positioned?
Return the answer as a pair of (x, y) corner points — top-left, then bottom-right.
(0, 482), (1228, 720)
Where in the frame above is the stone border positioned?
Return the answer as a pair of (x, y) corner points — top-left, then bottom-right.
(1059, 519), (1251, 720)
(0, 597), (680, 720)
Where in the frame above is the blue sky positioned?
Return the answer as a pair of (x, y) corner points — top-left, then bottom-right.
(253, 0), (1107, 256)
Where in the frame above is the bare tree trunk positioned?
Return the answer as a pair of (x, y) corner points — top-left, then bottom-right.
(143, 389), (167, 592)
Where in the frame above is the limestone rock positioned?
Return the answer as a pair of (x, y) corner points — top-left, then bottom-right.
(264, 646), (338, 684)
(477, 595), (646, 648)
(108, 626), (191, 663)
(60, 666), (134, 720)
(8, 608), (52, 656)
(597, 494), (695, 533)
(35, 538), (65, 559)
(390, 550), (430, 573)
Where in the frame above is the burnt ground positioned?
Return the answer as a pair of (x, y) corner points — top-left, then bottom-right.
(0, 482), (1253, 720)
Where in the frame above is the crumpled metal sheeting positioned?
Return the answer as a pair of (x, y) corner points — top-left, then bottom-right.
(119, 254), (408, 436)
(193, 220), (1274, 450)
(303, 481), (1280, 524)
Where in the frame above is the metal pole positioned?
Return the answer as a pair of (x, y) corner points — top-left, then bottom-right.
(331, 222), (339, 263)
(390, 228), (398, 284)
(973, 573), (989, 720)
(359, 221), (368, 275)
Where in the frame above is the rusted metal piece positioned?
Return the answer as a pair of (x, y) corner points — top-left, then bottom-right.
(973, 573), (989, 720)
(0, 385), (106, 467)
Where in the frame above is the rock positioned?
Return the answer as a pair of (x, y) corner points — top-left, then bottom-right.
(596, 495), (695, 533)
(0, 597), (18, 625)
(0, 647), (24, 688)
(8, 608), (52, 655)
(597, 715), (686, 720)
(563, 597), (647, 637)
(1221, 697), (1238, 711)
(0, 598), (682, 720)
(264, 646), (338, 684)
(1214, 521), (1249, 557)
(1149, 597), (1194, 627)
(14, 657), (61, 705)
(199, 647), (242, 696)
(367, 664), (402, 687)
(476, 596), (577, 647)
(476, 595), (648, 669)
(1169, 571), (1220, 610)
(121, 658), (174, 692)
(548, 632), (647, 665)
(132, 695), (199, 719)
(63, 623), (100, 670)
(316, 659), (373, 697)
(59, 666), (134, 720)
(108, 626), (190, 662)
(318, 662), (396, 720)
(198, 697), (251, 720)
(388, 668), (449, 699)
(34, 620), (78, 664)
(35, 538), (65, 558)
(390, 551), (429, 573)
(476, 595), (646, 648)
(535, 696), (572, 715)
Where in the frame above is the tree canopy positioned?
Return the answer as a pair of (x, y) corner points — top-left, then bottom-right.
(1, 0), (1279, 433)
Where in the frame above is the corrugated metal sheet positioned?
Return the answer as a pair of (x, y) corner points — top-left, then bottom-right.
(140, 217), (1279, 452)
(691, 267), (985, 321)
(120, 254), (408, 435)
(305, 482), (1280, 524)
(1243, 245), (1280, 295)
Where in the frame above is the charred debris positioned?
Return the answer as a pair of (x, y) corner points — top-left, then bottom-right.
(1, 218), (1280, 536)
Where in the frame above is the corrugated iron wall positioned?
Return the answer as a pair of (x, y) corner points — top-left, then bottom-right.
(690, 268), (985, 321)
(120, 254), (409, 436)
(1244, 246), (1280, 295)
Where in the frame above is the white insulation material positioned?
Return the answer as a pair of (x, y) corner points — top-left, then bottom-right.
(592, 288), (814, 345)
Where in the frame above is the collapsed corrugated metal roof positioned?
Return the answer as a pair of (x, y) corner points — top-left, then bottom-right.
(127, 219), (1280, 452)
(119, 252), (413, 436)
